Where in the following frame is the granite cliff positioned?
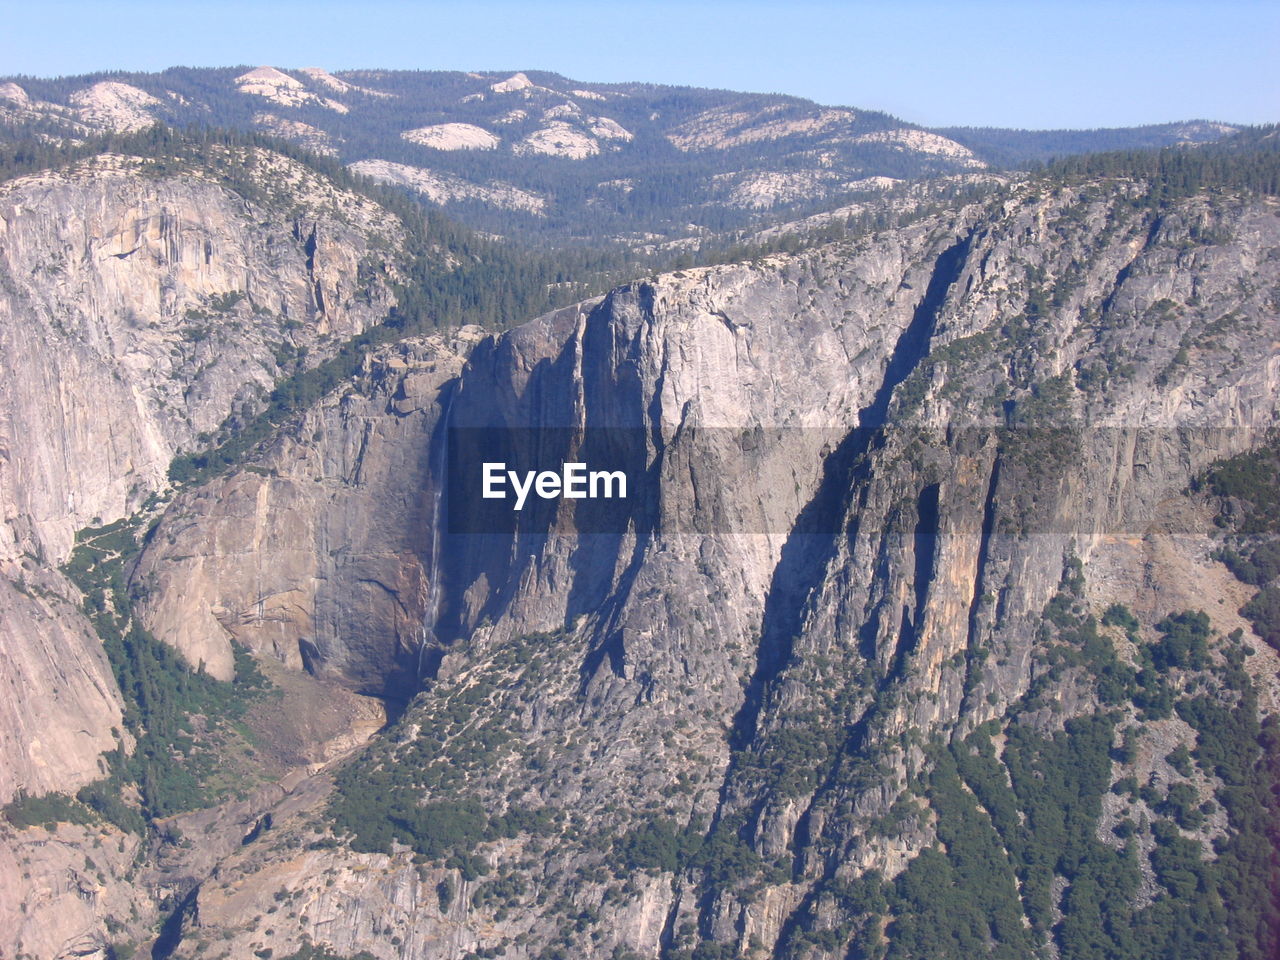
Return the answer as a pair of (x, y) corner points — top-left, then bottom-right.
(2, 140), (1279, 960)
(122, 180), (1280, 959)
(0, 142), (407, 794)
(0, 142), (417, 958)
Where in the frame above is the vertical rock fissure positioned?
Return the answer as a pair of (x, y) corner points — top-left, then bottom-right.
(861, 233), (973, 429)
(961, 456), (1001, 707)
(686, 231), (977, 946)
(728, 230), (974, 754)
(891, 481), (941, 680)
(577, 442), (666, 689)
(416, 381), (458, 684)
(1098, 212), (1161, 321)
(150, 883), (201, 960)
(578, 306), (668, 688)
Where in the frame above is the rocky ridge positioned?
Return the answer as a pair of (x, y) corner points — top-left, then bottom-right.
(0, 142), (433, 959)
(0, 66), (1241, 246)
(111, 179), (1280, 959)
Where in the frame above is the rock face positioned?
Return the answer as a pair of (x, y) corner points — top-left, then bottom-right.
(236, 66), (348, 112)
(253, 112), (341, 156)
(349, 159), (548, 215)
(0, 146), (410, 841)
(126, 183), (1280, 958)
(133, 330), (481, 687)
(667, 105), (861, 151)
(68, 80), (162, 133)
(0, 819), (147, 960)
(0, 145), (409, 820)
(513, 121), (602, 158)
(848, 128), (986, 165)
(0, 566), (125, 801)
(401, 123), (501, 151)
(0, 149), (404, 568)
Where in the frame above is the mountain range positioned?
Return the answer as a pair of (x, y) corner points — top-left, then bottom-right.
(0, 66), (1240, 243)
(0, 65), (1277, 960)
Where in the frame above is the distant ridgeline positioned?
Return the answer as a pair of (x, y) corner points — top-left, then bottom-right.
(1039, 125), (1280, 200)
(0, 65), (1256, 245)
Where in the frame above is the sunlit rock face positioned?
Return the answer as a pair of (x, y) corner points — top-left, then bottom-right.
(125, 182), (1280, 958)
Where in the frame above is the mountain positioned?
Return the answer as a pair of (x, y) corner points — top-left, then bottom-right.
(0, 67), (1241, 245)
(1, 120), (1278, 960)
(938, 120), (1241, 167)
(138, 162), (1280, 960)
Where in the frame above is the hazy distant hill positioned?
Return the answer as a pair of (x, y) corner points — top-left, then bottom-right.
(0, 66), (1241, 244)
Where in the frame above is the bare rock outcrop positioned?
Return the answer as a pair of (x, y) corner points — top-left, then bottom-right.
(134, 330), (481, 686)
(0, 145), (407, 800)
(0, 149), (404, 567)
(0, 565), (125, 802)
(0, 820), (149, 960)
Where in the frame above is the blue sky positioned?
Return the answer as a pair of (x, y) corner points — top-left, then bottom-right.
(2, 0), (1276, 129)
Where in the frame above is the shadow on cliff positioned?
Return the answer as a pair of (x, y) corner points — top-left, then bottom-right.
(727, 232), (973, 755)
(675, 229), (976, 953)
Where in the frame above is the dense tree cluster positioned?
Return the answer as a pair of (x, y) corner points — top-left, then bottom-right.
(777, 605), (1273, 959)
(60, 519), (270, 829)
(940, 122), (1243, 168)
(1201, 436), (1280, 649)
(1039, 127), (1280, 202)
(1, 790), (97, 829)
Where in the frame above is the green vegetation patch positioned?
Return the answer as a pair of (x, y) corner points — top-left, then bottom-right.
(1, 790), (98, 830)
(326, 631), (573, 869)
(768, 549), (1280, 960)
(1041, 133), (1280, 206)
(1200, 436), (1280, 650)
(62, 518), (272, 829)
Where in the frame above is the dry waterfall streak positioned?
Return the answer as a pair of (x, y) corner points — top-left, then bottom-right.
(419, 388), (455, 679)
